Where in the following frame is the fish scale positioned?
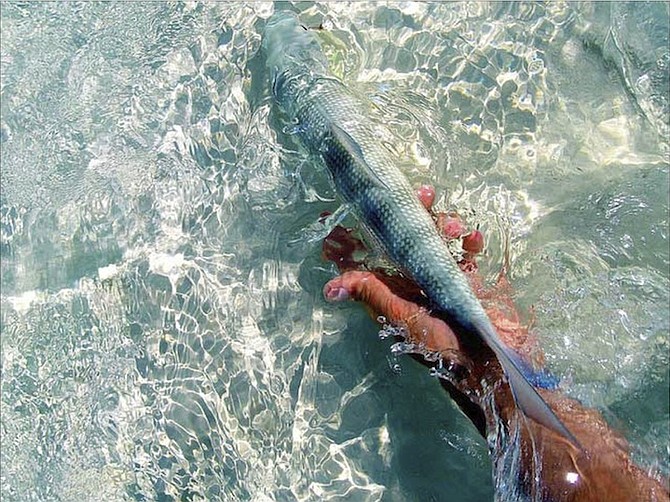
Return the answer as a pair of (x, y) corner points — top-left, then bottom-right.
(262, 11), (580, 449)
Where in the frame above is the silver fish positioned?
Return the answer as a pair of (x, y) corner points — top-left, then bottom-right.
(262, 11), (579, 449)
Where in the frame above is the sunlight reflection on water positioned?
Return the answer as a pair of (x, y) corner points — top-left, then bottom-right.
(1, 2), (668, 501)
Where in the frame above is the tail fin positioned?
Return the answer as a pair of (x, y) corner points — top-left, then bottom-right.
(472, 317), (582, 450)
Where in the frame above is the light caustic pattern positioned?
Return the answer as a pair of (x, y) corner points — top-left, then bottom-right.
(0, 2), (668, 501)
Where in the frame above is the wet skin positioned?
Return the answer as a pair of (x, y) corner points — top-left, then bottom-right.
(321, 185), (669, 502)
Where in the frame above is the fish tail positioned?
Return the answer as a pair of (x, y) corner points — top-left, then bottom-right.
(473, 318), (583, 450)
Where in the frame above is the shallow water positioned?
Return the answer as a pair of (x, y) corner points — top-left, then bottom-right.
(1, 2), (668, 501)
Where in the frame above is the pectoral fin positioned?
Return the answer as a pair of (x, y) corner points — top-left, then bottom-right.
(329, 123), (392, 192)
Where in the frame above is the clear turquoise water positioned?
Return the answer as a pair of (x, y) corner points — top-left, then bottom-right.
(1, 2), (668, 501)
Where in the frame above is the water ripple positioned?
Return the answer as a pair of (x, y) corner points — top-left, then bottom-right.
(1, 2), (667, 501)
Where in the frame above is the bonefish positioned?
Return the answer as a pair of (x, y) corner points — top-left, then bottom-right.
(262, 11), (579, 448)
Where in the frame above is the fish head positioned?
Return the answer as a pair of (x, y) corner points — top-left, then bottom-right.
(262, 11), (328, 109)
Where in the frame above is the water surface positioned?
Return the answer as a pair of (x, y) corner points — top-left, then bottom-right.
(1, 2), (668, 500)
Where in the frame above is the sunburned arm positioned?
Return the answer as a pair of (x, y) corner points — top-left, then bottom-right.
(321, 186), (670, 502)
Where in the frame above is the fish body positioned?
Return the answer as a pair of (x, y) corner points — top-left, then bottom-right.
(262, 11), (578, 448)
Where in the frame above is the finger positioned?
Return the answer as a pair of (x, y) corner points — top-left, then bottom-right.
(323, 278), (351, 301)
(463, 229), (484, 254)
(437, 213), (467, 239)
(416, 184), (436, 210)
